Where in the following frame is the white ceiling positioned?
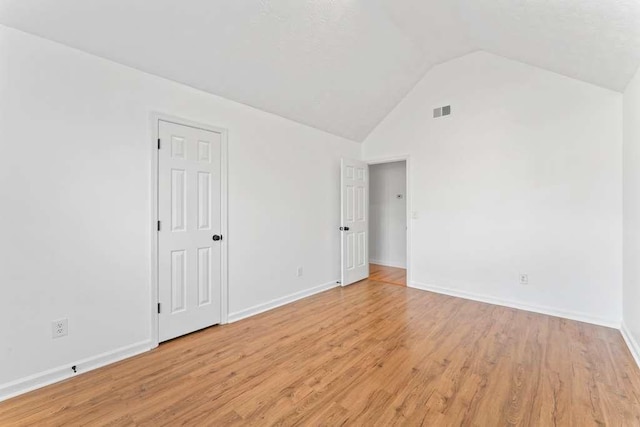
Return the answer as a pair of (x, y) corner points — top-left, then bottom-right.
(1, 0), (639, 142)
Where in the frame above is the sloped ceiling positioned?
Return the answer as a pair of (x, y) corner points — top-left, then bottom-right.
(1, 0), (639, 141)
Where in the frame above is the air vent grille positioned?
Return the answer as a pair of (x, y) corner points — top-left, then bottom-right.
(433, 105), (452, 118)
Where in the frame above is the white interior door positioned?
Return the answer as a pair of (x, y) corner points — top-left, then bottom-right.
(341, 158), (369, 286)
(158, 120), (222, 342)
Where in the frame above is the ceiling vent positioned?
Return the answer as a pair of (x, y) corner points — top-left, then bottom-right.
(433, 105), (451, 118)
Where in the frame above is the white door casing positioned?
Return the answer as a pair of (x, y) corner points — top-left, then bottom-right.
(158, 120), (223, 342)
(341, 158), (369, 286)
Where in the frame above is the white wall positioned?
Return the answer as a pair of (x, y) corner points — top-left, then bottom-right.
(0, 25), (359, 397)
(623, 65), (640, 360)
(363, 51), (623, 326)
(369, 162), (407, 268)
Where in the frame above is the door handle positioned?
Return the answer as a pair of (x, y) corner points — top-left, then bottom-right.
(212, 235), (222, 241)
(339, 227), (350, 231)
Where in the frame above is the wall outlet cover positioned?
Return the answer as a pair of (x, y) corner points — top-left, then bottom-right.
(52, 318), (68, 338)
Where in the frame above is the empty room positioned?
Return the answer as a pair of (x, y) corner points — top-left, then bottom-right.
(1, 1), (640, 425)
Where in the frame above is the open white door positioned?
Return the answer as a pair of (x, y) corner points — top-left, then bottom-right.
(340, 158), (369, 286)
(158, 120), (222, 342)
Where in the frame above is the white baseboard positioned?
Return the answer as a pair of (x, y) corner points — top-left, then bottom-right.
(3, 280), (626, 402)
(0, 281), (340, 402)
(0, 339), (153, 403)
(228, 280), (339, 323)
(621, 322), (640, 369)
(369, 259), (406, 269)
(409, 281), (620, 329)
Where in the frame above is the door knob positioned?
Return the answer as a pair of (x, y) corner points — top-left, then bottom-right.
(339, 227), (350, 231)
(212, 235), (222, 241)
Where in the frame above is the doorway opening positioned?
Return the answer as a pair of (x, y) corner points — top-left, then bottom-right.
(368, 160), (407, 286)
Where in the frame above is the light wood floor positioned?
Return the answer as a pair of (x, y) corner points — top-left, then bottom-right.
(2, 280), (640, 426)
(369, 263), (406, 286)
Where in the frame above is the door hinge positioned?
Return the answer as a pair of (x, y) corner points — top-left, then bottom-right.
(157, 303), (161, 314)
(157, 221), (161, 231)
(158, 138), (161, 149)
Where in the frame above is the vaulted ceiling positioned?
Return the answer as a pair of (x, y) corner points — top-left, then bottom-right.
(1, 0), (639, 141)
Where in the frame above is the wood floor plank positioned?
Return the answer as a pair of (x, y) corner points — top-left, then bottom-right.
(369, 264), (406, 286)
(1, 280), (639, 426)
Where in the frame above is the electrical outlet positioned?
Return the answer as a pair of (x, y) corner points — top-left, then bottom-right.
(52, 318), (68, 338)
(519, 274), (529, 285)
(296, 267), (303, 277)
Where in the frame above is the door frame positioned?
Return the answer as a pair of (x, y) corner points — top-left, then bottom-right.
(149, 112), (229, 348)
(365, 155), (411, 285)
